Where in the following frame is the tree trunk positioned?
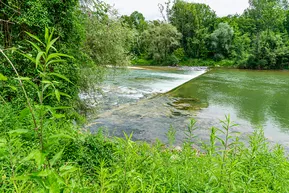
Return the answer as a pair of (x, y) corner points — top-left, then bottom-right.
(1, 0), (12, 48)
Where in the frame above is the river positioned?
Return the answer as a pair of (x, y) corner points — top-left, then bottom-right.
(86, 67), (289, 146)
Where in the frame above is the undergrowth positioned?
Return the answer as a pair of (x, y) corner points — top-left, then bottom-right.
(1, 104), (289, 192)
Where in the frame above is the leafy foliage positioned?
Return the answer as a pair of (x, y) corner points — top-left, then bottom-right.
(1, 104), (289, 192)
(141, 23), (182, 65)
(210, 23), (234, 60)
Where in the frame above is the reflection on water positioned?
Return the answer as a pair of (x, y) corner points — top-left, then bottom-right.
(169, 69), (289, 144)
(88, 67), (289, 146)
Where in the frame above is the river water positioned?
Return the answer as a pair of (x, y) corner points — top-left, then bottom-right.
(87, 67), (289, 146)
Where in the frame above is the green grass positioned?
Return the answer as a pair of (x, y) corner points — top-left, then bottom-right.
(131, 57), (237, 68)
(131, 58), (154, 66)
(1, 104), (289, 192)
(179, 59), (236, 67)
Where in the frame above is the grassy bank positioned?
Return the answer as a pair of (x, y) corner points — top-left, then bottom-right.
(1, 105), (289, 192)
(179, 59), (236, 67)
(132, 57), (236, 68)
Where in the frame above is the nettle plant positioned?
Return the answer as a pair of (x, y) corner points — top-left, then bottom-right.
(0, 28), (78, 191)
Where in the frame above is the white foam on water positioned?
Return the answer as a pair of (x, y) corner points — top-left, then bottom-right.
(146, 70), (206, 94)
(80, 67), (207, 108)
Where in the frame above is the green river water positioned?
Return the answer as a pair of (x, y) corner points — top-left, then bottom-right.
(88, 67), (289, 146)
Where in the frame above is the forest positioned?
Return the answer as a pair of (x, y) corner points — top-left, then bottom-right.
(1, 0), (289, 192)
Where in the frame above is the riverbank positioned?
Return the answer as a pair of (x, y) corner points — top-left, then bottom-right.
(1, 103), (289, 191)
(131, 58), (236, 68)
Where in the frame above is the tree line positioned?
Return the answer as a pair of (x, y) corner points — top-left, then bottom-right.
(123, 0), (289, 69)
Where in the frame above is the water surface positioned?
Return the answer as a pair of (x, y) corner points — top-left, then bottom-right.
(88, 67), (289, 146)
(169, 69), (289, 145)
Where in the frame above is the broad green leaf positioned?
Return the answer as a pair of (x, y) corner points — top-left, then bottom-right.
(36, 51), (45, 68)
(0, 73), (7, 81)
(41, 80), (52, 84)
(32, 170), (51, 177)
(49, 73), (72, 84)
(15, 77), (31, 81)
(34, 150), (45, 168)
(52, 171), (65, 185)
(22, 150), (41, 163)
(46, 53), (73, 63)
(8, 85), (17, 91)
(0, 138), (6, 147)
(46, 59), (66, 66)
(50, 149), (64, 167)
(26, 80), (39, 91)
(59, 165), (78, 176)
(43, 83), (52, 93)
(19, 52), (36, 63)
(19, 108), (30, 120)
(26, 32), (45, 46)
(27, 40), (42, 53)
(48, 28), (55, 45)
(13, 175), (31, 181)
(55, 89), (60, 102)
(45, 27), (49, 44)
(8, 129), (30, 135)
(46, 37), (59, 54)
(59, 92), (71, 98)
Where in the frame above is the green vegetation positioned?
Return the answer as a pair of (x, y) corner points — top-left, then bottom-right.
(1, 100), (289, 192)
(0, 0), (133, 111)
(1, 0), (289, 192)
(124, 0), (289, 69)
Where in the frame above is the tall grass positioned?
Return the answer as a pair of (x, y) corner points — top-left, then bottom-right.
(1, 103), (289, 192)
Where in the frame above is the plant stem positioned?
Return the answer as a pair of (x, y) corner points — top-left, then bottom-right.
(0, 49), (38, 130)
(0, 95), (6, 104)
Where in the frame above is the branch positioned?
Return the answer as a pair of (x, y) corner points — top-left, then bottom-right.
(0, 49), (39, 130)
(0, 19), (15, 24)
(158, 3), (167, 22)
(0, 0), (21, 14)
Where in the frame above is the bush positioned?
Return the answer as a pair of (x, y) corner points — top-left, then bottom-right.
(131, 57), (154, 66)
(173, 48), (185, 61)
(163, 54), (179, 66)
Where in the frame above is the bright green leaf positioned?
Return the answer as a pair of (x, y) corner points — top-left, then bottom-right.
(49, 73), (72, 84)
(0, 73), (7, 81)
(55, 89), (60, 102)
(50, 149), (64, 167)
(25, 32), (45, 46)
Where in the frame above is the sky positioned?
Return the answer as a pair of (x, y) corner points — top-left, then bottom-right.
(104, 0), (250, 20)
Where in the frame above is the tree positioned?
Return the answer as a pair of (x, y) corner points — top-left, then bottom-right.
(245, 0), (286, 33)
(142, 23), (182, 64)
(84, 15), (133, 67)
(121, 11), (148, 32)
(209, 23), (234, 60)
(168, 0), (216, 58)
(247, 31), (289, 69)
(121, 11), (148, 56)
